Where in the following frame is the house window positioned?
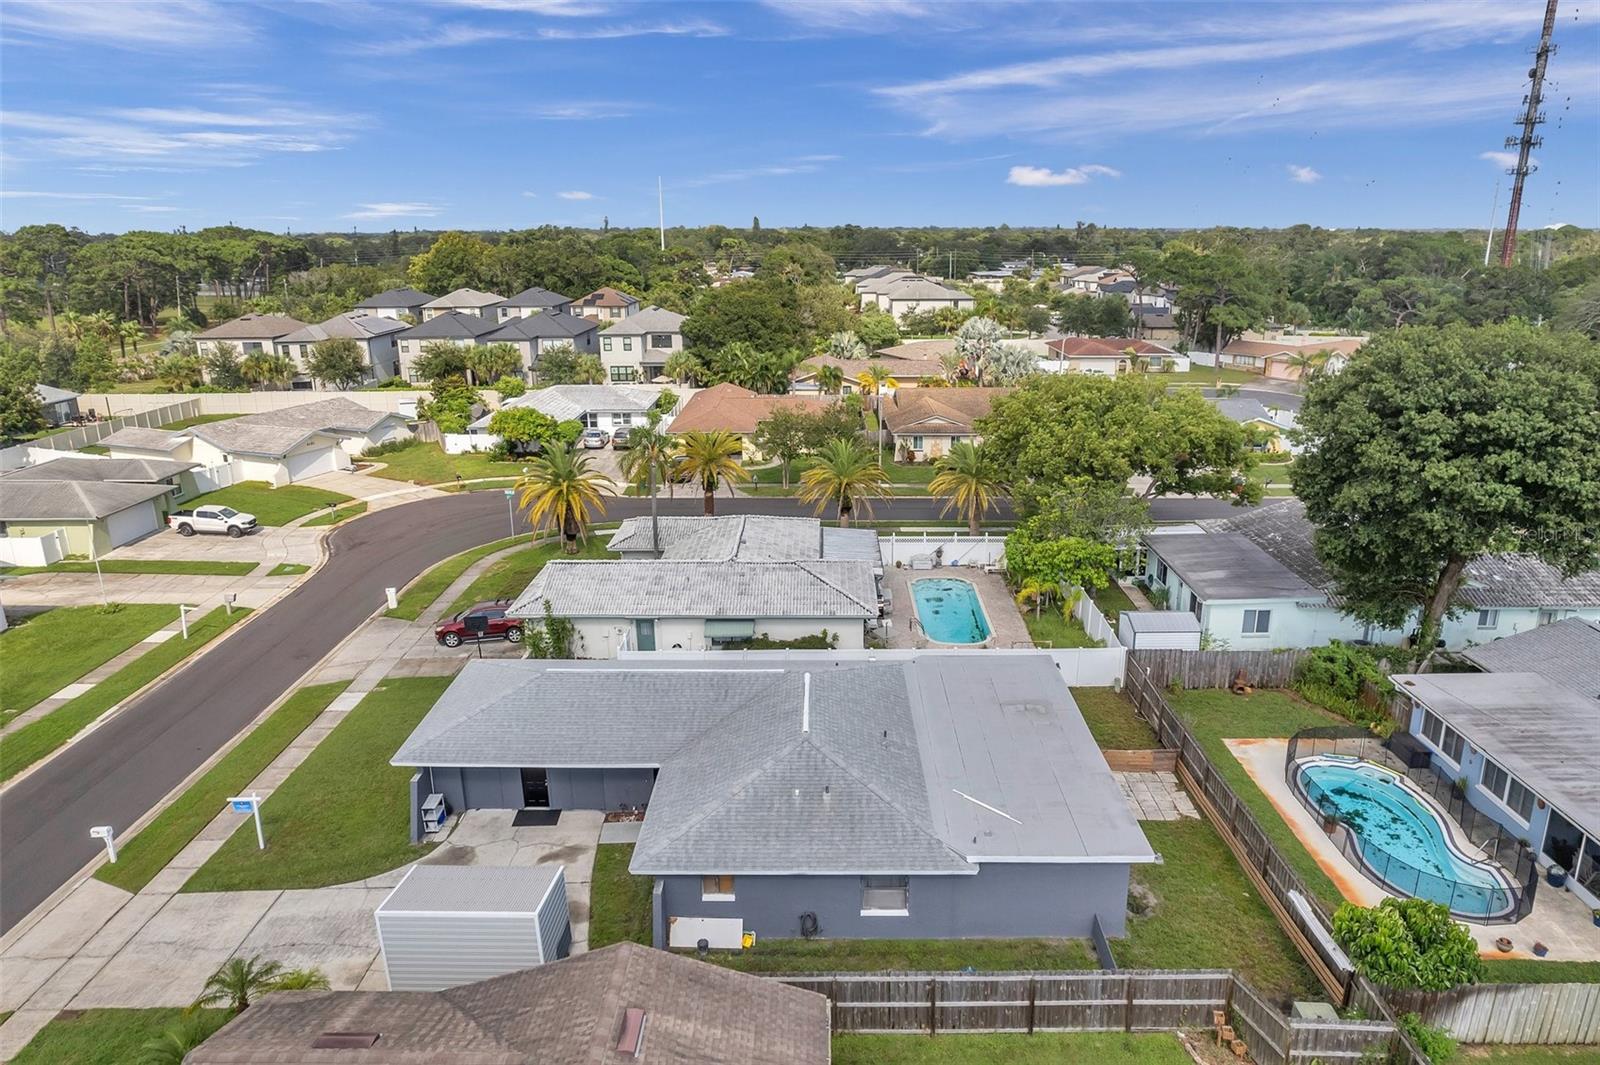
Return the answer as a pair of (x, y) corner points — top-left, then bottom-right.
(1155, 559), (1169, 584)
(910, 436), (923, 450)
(1476, 610), (1499, 629)
(1242, 609), (1271, 636)
(616, 413), (633, 425)
(610, 366), (638, 383)
(400, 342), (412, 354)
(1420, 709), (1464, 764)
(622, 337), (633, 351)
(602, 336), (613, 352)
(1481, 759), (1507, 799)
(650, 333), (672, 349)
(701, 875), (735, 901)
(1537, 609), (1559, 626)
(861, 875), (909, 915)
(705, 619), (756, 647)
(1505, 778), (1535, 822)
(1480, 759), (1534, 821)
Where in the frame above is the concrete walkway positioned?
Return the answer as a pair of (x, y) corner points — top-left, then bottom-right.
(0, 538), (540, 1059)
(296, 470), (446, 510)
(2, 619), (187, 736)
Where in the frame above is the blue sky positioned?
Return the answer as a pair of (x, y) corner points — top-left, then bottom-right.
(1, 0), (1596, 234)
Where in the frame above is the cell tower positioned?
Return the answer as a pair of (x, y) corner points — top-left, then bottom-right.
(1498, 0), (1560, 267)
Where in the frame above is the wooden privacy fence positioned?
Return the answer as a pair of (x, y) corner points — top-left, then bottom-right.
(1385, 982), (1600, 1045)
(774, 970), (1395, 1065)
(1132, 648), (1310, 690)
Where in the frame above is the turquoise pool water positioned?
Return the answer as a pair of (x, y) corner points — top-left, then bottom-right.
(911, 577), (991, 644)
(1297, 758), (1515, 919)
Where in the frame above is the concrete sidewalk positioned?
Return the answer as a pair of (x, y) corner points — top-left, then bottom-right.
(0, 538), (537, 1059)
(296, 470), (446, 510)
(3, 617), (188, 736)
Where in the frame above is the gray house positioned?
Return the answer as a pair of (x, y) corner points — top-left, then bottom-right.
(395, 311), (502, 382)
(492, 285), (574, 321)
(607, 514), (879, 566)
(483, 313), (599, 380)
(34, 384), (80, 425)
(393, 655), (1154, 947)
(353, 287), (435, 321)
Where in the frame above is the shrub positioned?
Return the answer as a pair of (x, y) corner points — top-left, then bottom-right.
(1397, 1013), (1456, 1064)
(492, 375), (526, 399)
(363, 438), (421, 458)
(724, 630), (838, 651)
(1295, 641), (1395, 734)
(1331, 898), (1483, 991)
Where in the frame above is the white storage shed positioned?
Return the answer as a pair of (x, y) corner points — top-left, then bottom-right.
(1118, 610), (1203, 650)
(376, 864), (570, 991)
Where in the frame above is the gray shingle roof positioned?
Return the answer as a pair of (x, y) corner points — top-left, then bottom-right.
(423, 287), (504, 309)
(35, 384), (79, 404)
(1143, 530), (1323, 601)
(355, 287), (435, 309)
(399, 311), (503, 341)
(0, 478), (173, 521)
(508, 559), (878, 619)
(113, 398), (409, 459)
(95, 426), (188, 452)
(598, 306), (685, 337)
(607, 515), (826, 562)
(186, 941), (830, 1065)
(1209, 500), (1600, 609)
(196, 313), (308, 340)
(377, 865), (561, 915)
(479, 385), (656, 428)
(2, 456), (197, 484)
(1461, 617), (1600, 699)
(485, 314), (597, 342)
(496, 286), (573, 308)
(278, 312), (409, 344)
(1208, 397), (1286, 426)
(882, 278), (972, 301)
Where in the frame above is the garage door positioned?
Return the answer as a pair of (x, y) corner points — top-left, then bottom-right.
(104, 501), (161, 548)
(282, 446), (344, 483)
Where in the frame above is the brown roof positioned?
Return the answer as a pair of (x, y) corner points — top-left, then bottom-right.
(197, 314), (309, 340)
(1045, 336), (1175, 358)
(881, 387), (1012, 436)
(793, 353), (943, 381)
(670, 383), (831, 435)
(186, 942), (829, 1065)
(876, 339), (957, 360)
(1223, 337), (1365, 359)
(577, 286), (639, 309)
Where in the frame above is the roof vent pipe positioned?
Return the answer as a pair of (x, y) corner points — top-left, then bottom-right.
(801, 672), (811, 734)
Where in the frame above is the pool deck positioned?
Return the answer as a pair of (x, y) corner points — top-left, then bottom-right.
(1229, 737), (1600, 963)
(883, 566), (1033, 650)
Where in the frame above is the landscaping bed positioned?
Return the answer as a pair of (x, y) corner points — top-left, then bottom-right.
(0, 607), (251, 781)
(11, 1007), (230, 1065)
(181, 481), (353, 526)
(181, 676), (448, 892)
(0, 603), (176, 722)
(832, 1032), (1194, 1065)
(96, 682), (350, 894)
(704, 938), (1099, 974)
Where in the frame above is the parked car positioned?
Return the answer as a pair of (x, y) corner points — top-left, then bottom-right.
(168, 505), (258, 538)
(611, 426), (633, 449)
(435, 601), (523, 647)
(581, 428), (611, 449)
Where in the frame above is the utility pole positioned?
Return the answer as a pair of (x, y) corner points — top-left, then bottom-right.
(1499, 0), (1559, 267)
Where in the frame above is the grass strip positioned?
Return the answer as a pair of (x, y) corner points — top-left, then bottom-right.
(705, 937), (1098, 974)
(158, 413), (241, 431)
(384, 535), (524, 620)
(443, 538), (614, 615)
(833, 1033), (1193, 1065)
(266, 562), (310, 576)
(95, 681), (350, 894)
(301, 501), (368, 527)
(182, 676), (446, 892)
(589, 843), (653, 949)
(1, 603), (175, 719)
(2, 560), (258, 576)
(1479, 959), (1600, 984)
(0, 607), (251, 782)
(181, 481), (352, 526)
(12, 1007), (230, 1065)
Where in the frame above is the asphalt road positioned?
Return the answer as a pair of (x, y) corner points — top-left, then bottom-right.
(0, 490), (1278, 930)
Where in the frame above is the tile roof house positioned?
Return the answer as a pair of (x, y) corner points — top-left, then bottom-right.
(353, 287), (435, 320)
(394, 656), (1153, 946)
(880, 387), (1010, 461)
(1043, 336), (1180, 376)
(1219, 334), (1365, 380)
(276, 312), (411, 386)
(866, 277), (976, 324)
(395, 312), (505, 382)
(492, 285), (575, 321)
(101, 397), (411, 487)
(468, 385), (660, 436)
(187, 941), (830, 1065)
(596, 306), (686, 382)
(575, 286), (640, 321)
(607, 515), (879, 566)
(483, 313), (600, 379)
(508, 558), (879, 655)
(666, 383), (831, 459)
(421, 288), (505, 321)
(1137, 500), (1600, 649)
(790, 351), (945, 394)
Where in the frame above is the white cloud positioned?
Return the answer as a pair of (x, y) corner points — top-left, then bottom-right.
(1480, 149), (1538, 170)
(557, 190), (595, 200)
(343, 202), (443, 220)
(522, 191), (539, 198)
(760, 0), (935, 32)
(1006, 164), (1120, 187)
(355, 24), (504, 55)
(440, 0), (607, 12)
(683, 156), (838, 187)
(1287, 164), (1322, 184)
(125, 204), (180, 213)
(0, 189), (152, 200)
(0, 0), (246, 48)
(535, 19), (726, 39)
(529, 100), (640, 120)
(1, 102), (350, 166)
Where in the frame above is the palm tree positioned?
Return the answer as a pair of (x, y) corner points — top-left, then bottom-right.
(620, 414), (674, 549)
(59, 309), (85, 342)
(814, 363), (844, 395)
(270, 968), (332, 992)
(672, 430), (749, 515)
(928, 442), (1005, 535)
(117, 319), (143, 362)
(515, 448), (617, 553)
(573, 353), (606, 385)
(241, 351), (293, 390)
(1014, 577), (1060, 620)
(797, 437), (890, 528)
(663, 350), (701, 386)
(467, 342), (522, 385)
(855, 364), (891, 412)
(192, 955), (285, 1014)
(1284, 349), (1322, 381)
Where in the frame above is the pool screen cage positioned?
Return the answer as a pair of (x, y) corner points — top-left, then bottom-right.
(1285, 727), (1537, 924)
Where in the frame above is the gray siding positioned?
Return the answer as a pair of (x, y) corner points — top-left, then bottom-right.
(537, 874), (573, 962)
(548, 767), (654, 811)
(412, 766), (656, 840)
(656, 862), (1130, 944)
(379, 912), (544, 991)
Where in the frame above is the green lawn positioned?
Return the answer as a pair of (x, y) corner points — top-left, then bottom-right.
(2, 559), (259, 576)
(0, 607), (251, 781)
(443, 537), (615, 615)
(1069, 687), (1159, 750)
(1089, 582), (1139, 625)
(267, 562), (310, 576)
(1459, 1045), (1600, 1065)
(364, 440), (529, 484)
(96, 682), (350, 894)
(182, 676), (446, 892)
(1249, 456), (1296, 497)
(158, 413), (240, 431)
(301, 501), (368, 527)
(442, 477), (520, 493)
(833, 1033), (1194, 1065)
(11, 1008), (230, 1065)
(1163, 367), (1277, 386)
(1478, 959), (1600, 984)
(384, 536), (525, 621)
(705, 938), (1098, 974)
(182, 481), (353, 526)
(0, 604), (176, 722)
(1022, 606), (1102, 648)
(590, 844), (654, 949)
(1166, 688), (1350, 909)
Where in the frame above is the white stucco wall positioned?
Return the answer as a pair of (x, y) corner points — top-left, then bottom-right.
(565, 616), (867, 658)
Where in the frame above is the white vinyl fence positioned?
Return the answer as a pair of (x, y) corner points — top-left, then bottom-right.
(880, 532), (1007, 570)
(0, 529), (68, 567)
(1072, 587), (1117, 645)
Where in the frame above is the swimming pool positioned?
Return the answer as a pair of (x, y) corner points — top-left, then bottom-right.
(1295, 756), (1517, 920)
(911, 577), (992, 644)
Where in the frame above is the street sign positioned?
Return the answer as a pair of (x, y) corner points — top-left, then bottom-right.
(230, 799), (254, 813)
(227, 794), (266, 850)
(504, 489), (514, 497)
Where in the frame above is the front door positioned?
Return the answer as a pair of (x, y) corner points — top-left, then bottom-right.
(635, 619), (656, 652)
(520, 768), (550, 808)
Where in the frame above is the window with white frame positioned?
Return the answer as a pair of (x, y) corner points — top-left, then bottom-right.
(623, 337), (633, 351)
(1476, 609), (1499, 629)
(602, 336), (613, 351)
(1155, 559), (1169, 584)
(1480, 759), (1535, 821)
(861, 875), (909, 914)
(1242, 609), (1271, 635)
(1420, 708), (1464, 764)
(701, 874), (735, 901)
(650, 333), (673, 349)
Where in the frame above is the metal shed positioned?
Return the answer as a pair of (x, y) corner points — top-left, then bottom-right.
(1118, 610), (1203, 650)
(376, 864), (570, 992)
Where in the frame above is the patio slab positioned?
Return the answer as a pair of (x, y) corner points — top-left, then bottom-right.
(882, 566), (1032, 650)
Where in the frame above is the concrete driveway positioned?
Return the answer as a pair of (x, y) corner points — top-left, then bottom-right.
(297, 470), (444, 510)
(107, 525), (323, 566)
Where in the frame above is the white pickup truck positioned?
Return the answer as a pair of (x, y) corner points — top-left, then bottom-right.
(168, 505), (259, 538)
